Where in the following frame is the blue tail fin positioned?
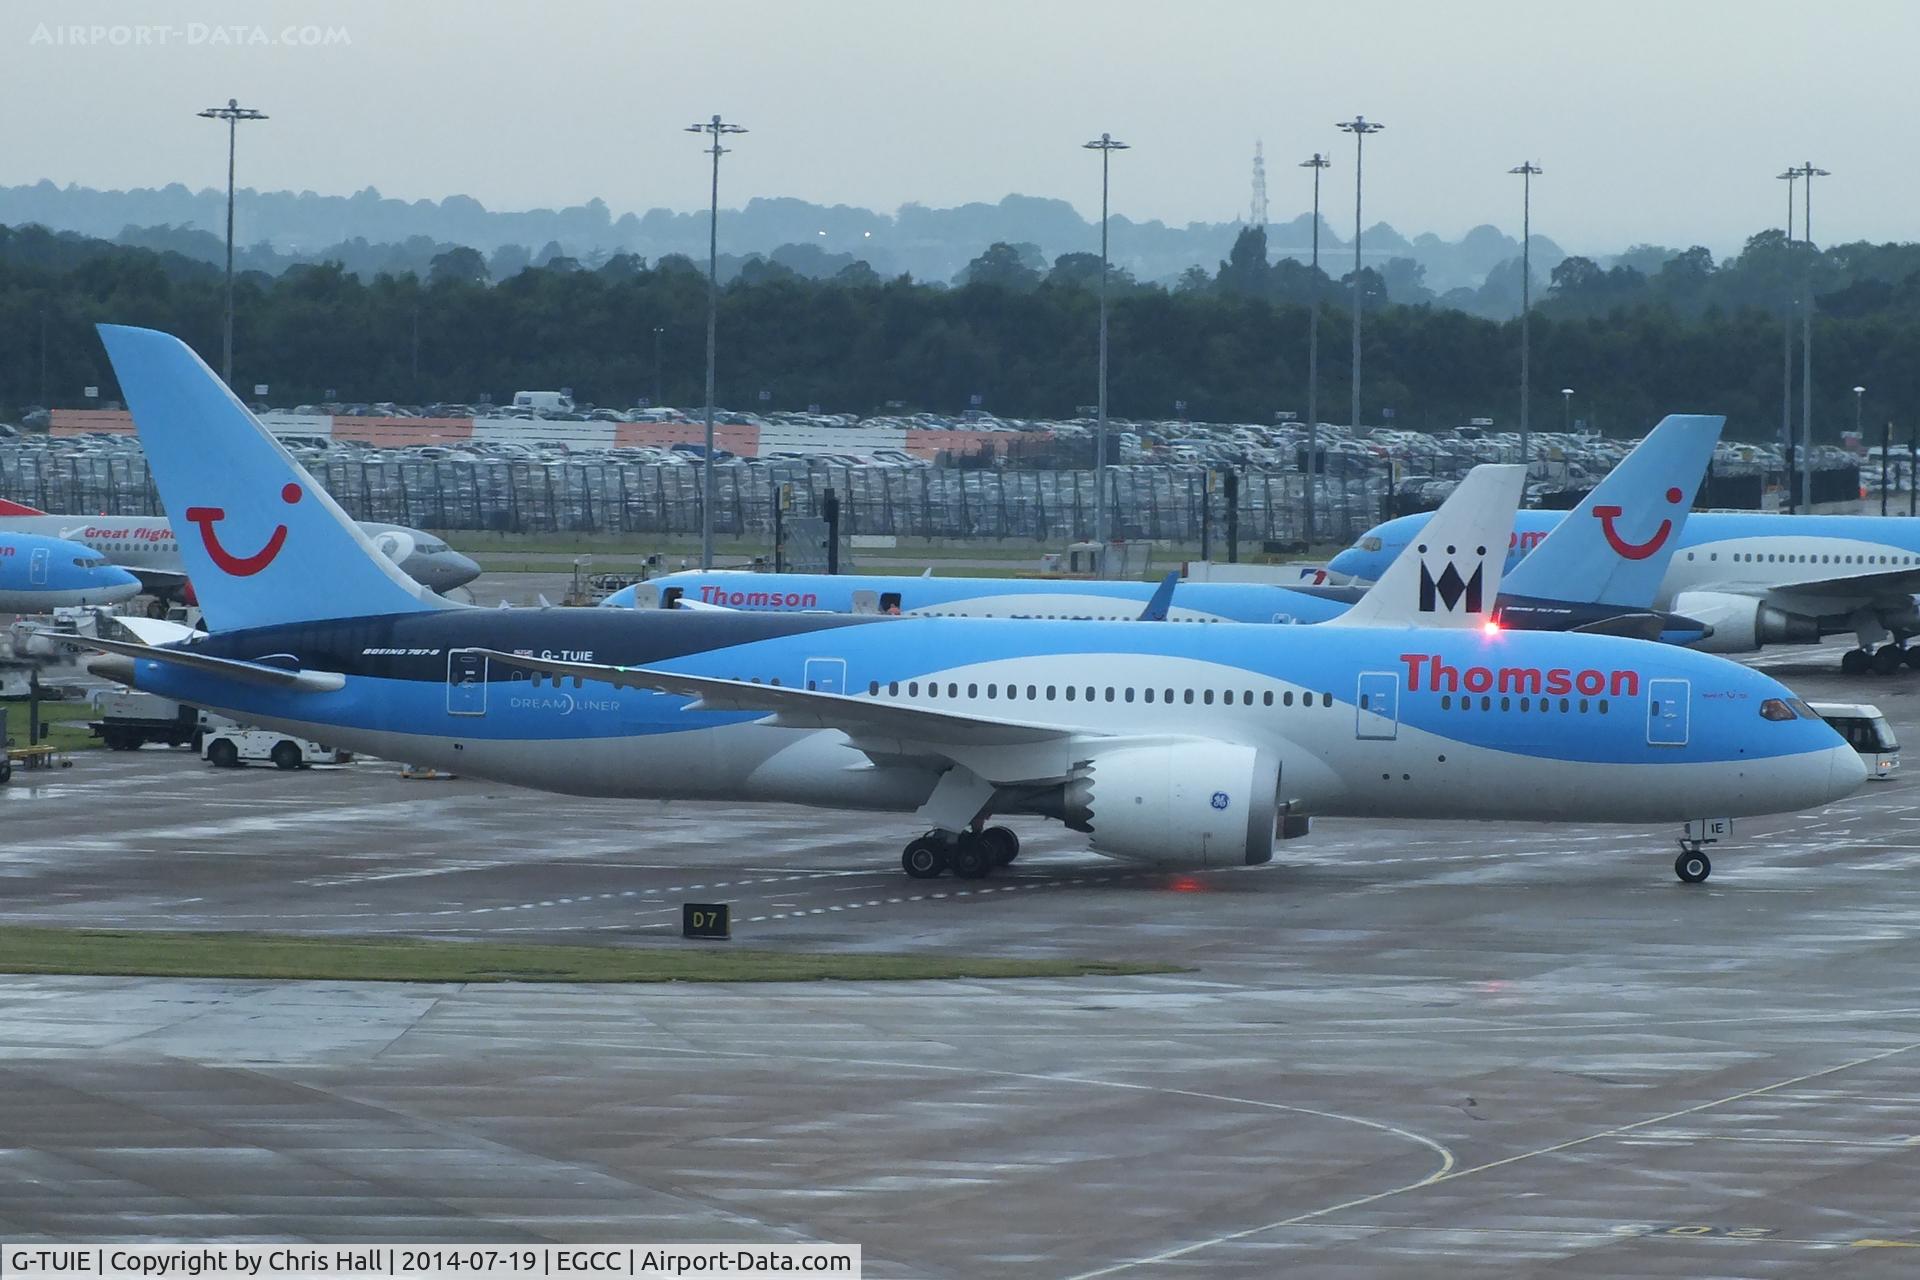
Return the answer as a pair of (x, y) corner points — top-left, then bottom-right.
(1503, 414), (1723, 607)
(97, 324), (448, 631)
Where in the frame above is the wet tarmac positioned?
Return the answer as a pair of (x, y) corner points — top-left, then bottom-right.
(2, 644), (1919, 1273)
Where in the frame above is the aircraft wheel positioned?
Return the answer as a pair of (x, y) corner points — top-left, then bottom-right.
(1674, 850), (1712, 884)
(982, 826), (1020, 866)
(207, 739), (240, 769)
(1873, 644), (1906, 675)
(949, 835), (994, 880)
(1841, 648), (1870, 675)
(1904, 646), (1920, 671)
(902, 836), (947, 879)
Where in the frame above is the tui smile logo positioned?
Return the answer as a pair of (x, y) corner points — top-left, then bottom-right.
(1592, 487), (1683, 561)
(184, 482), (301, 576)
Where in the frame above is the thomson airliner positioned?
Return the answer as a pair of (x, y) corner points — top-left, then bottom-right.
(80, 326), (1861, 884)
(607, 415), (1722, 645)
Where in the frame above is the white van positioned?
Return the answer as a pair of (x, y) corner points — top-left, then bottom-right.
(1808, 702), (1899, 781)
(512, 391), (575, 414)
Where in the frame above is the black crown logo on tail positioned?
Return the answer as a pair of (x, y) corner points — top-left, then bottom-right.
(1418, 560), (1484, 613)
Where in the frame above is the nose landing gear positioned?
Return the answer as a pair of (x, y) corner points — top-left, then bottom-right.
(1675, 818), (1726, 883)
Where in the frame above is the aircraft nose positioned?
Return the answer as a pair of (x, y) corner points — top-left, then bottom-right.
(1829, 744), (1869, 800)
(444, 550), (482, 589)
(1326, 549), (1364, 578)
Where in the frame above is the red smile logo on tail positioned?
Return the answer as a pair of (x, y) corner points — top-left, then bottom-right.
(1592, 486), (1683, 561)
(184, 483), (302, 576)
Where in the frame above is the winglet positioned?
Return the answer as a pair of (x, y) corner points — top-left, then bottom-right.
(1335, 465), (1525, 630)
(1503, 414), (1723, 607)
(1137, 571), (1180, 622)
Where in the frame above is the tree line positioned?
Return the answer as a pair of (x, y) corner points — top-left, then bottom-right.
(3, 219), (1918, 442)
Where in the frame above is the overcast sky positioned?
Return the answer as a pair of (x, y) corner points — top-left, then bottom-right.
(9, 0), (1909, 256)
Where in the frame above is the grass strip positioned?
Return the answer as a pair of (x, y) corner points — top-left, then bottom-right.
(0, 927), (1177, 984)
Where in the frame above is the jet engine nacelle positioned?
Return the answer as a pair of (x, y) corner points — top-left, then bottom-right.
(1064, 741), (1277, 867)
(1671, 590), (1820, 653)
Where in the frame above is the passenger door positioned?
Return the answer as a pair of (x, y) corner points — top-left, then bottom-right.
(1646, 678), (1689, 746)
(447, 648), (489, 716)
(28, 546), (49, 586)
(1355, 671), (1400, 740)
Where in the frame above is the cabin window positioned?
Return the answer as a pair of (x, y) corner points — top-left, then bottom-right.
(987, 683), (998, 698)
(1263, 691), (1274, 706)
(1283, 691), (1294, 706)
(1519, 697), (1529, 711)
(968, 683), (978, 698)
(868, 681), (879, 695)
(1046, 685), (1057, 700)
(1123, 688), (1134, 703)
(1184, 690), (1196, 705)
(1203, 690), (1215, 705)
(1065, 686), (1077, 701)
(1441, 695), (1452, 709)
(1598, 699), (1609, 714)
(889, 681), (900, 696)
(947, 682), (958, 698)
(1323, 692), (1333, 707)
(1027, 684), (1038, 700)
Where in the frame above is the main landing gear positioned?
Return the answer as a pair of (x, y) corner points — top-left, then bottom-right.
(1839, 641), (1920, 675)
(900, 826), (1021, 880)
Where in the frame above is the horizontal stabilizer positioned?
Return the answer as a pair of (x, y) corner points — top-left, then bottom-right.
(74, 633), (345, 692)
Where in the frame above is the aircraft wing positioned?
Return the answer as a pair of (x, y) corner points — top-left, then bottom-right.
(127, 567), (191, 597)
(475, 649), (1091, 785)
(1765, 567), (1920, 606)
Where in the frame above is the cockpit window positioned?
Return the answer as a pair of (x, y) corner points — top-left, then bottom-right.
(1358, 536), (1383, 553)
(1759, 698), (1797, 722)
(1788, 699), (1819, 720)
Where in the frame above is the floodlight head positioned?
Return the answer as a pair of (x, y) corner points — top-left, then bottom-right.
(1335, 116), (1384, 135)
(1855, 385), (1866, 395)
(1508, 161), (1542, 176)
(1300, 153), (1330, 169)
(1083, 133), (1130, 151)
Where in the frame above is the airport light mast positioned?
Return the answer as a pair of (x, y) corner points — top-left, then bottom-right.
(1777, 167), (1798, 511)
(196, 98), (268, 388)
(1510, 161), (1542, 487)
(1083, 132), (1129, 545)
(687, 114), (747, 570)
(1335, 117), (1383, 435)
(1300, 152), (1330, 545)
(1795, 161), (1830, 513)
